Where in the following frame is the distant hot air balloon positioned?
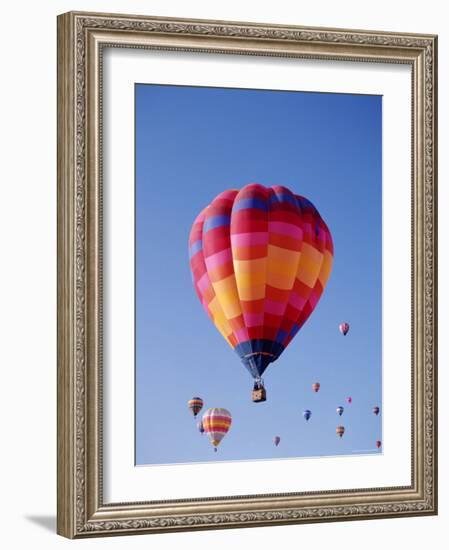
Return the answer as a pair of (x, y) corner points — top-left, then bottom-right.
(373, 406), (380, 416)
(197, 420), (205, 434)
(339, 322), (350, 336)
(274, 436), (281, 447)
(336, 425), (345, 438)
(189, 184), (334, 402)
(376, 440), (382, 449)
(202, 408), (232, 452)
(312, 382), (321, 393)
(346, 396), (352, 404)
(336, 406), (344, 416)
(303, 409), (312, 421)
(187, 397), (204, 418)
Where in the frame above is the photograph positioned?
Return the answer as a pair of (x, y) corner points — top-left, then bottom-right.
(0, 0), (442, 544)
(55, 10), (437, 538)
(135, 83), (383, 465)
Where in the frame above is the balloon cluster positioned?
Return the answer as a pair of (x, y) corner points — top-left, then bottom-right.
(187, 323), (382, 454)
(274, 323), (381, 450)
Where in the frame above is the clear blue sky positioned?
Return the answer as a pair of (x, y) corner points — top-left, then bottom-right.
(135, 83), (382, 465)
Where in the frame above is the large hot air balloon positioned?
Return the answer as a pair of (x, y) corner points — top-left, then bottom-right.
(189, 184), (333, 401)
(303, 409), (312, 421)
(312, 382), (321, 393)
(339, 322), (350, 336)
(187, 397), (204, 418)
(274, 436), (281, 447)
(373, 406), (380, 416)
(346, 396), (352, 404)
(202, 408), (232, 452)
(336, 406), (344, 416)
(376, 440), (382, 449)
(336, 425), (345, 438)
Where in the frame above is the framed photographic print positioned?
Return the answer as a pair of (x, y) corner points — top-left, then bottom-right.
(57, 11), (438, 538)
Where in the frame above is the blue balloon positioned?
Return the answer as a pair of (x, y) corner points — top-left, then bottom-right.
(303, 409), (312, 421)
(336, 406), (344, 416)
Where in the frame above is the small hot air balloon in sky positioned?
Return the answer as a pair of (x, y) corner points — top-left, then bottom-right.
(336, 406), (344, 416)
(303, 409), (312, 421)
(189, 184), (334, 402)
(339, 322), (350, 336)
(312, 382), (321, 393)
(346, 396), (352, 404)
(376, 440), (382, 449)
(336, 425), (345, 438)
(274, 436), (281, 447)
(187, 397), (204, 418)
(202, 408), (232, 452)
(197, 420), (205, 434)
(373, 406), (380, 416)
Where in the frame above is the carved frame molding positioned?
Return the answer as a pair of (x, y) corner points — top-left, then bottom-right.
(57, 11), (437, 538)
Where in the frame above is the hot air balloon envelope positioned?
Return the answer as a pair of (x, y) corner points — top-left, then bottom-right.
(187, 397), (204, 417)
(373, 406), (380, 416)
(376, 440), (382, 449)
(274, 436), (281, 447)
(336, 425), (345, 438)
(336, 406), (344, 416)
(312, 382), (321, 393)
(189, 184), (334, 398)
(303, 409), (312, 421)
(202, 408), (232, 451)
(346, 396), (352, 404)
(339, 322), (350, 335)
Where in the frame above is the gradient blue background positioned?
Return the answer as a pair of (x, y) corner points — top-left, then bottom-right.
(135, 84), (382, 465)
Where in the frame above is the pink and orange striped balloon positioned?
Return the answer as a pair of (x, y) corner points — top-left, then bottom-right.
(202, 408), (232, 451)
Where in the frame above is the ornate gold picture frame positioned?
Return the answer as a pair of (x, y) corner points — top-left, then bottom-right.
(57, 11), (437, 538)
